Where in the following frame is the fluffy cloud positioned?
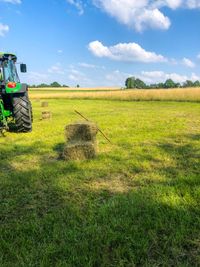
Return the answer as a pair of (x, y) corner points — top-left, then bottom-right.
(64, 0), (200, 31)
(139, 70), (200, 83)
(104, 69), (200, 86)
(88, 40), (167, 63)
(66, 0), (84, 15)
(182, 57), (195, 68)
(197, 53), (200, 59)
(152, 0), (183, 9)
(93, 0), (170, 31)
(0, 23), (9, 37)
(92, 0), (200, 31)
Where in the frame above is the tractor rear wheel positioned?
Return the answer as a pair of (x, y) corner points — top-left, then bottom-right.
(12, 93), (32, 132)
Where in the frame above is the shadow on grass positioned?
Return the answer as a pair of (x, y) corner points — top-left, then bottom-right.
(53, 142), (65, 160)
(0, 134), (200, 267)
(6, 121), (19, 133)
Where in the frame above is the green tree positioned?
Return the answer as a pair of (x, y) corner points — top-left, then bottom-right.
(157, 83), (164, 89)
(50, 81), (61, 87)
(176, 83), (181, 88)
(125, 77), (146, 89)
(164, 79), (176, 89)
(37, 83), (49, 88)
(183, 80), (194, 88)
(193, 80), (200, 87)
(125, 77), (135, 89)
(150, 84), (158, 89)
(135, 78), (146, 89)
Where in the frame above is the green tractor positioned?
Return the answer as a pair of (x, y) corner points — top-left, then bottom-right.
(0, 52), (32, 133)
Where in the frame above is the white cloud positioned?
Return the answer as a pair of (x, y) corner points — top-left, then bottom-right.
(57, 50), (63, 54)
(186, 0), (200, 8)
(78, 62), (105, 69)
(23, 71), (50, 85)
(78, 62), (96, 68)
(104, 69), (200, 87)
(88, 40), (167, 63)
(67, 67), (91, 84)
(140, 71), (186, 83)
(0, 23), (9, 37)
(182, 57), (195, 68)
(105, 70), (132, 86)
(197, 53), (200, 59)
(135, 8), (171, 32)
(1, 0), (21, 3)
(151, 0), (183, 9)
(92, 0), (200, 31)
(191, 73), (200, 80)
(139, 70), (200, 84)
(93, 0), (170, 31)
(48, 63), (65, 74)
(66, 0), (84, 15)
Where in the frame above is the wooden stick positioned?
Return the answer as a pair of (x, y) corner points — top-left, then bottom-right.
(74, 110), (112, 144)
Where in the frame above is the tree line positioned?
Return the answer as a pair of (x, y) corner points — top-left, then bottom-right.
(30, 77), (200, 89)
(125, 77), (200, 89)
(30, 82), (70, 88)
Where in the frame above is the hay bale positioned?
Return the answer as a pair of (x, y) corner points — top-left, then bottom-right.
(42, 111), (52, 120)
(63, 141), (97, 161)
(65, 121), (98, 142)
(63, 121), (98, 161)
(41, 102), (49, 107)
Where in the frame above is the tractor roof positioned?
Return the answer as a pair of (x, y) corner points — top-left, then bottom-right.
(0, 52), (17, 61)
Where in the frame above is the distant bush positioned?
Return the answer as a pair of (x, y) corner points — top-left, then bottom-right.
(29, 82), (69, 88)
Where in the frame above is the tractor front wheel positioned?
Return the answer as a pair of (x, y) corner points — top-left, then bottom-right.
(12, 93), (32, 132)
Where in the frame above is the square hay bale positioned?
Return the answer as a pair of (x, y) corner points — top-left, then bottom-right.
(65, 121), (98, 142)
(42, 111), (52, 120)
(41, 102), (49, 107)
(63, 141), (98, 161)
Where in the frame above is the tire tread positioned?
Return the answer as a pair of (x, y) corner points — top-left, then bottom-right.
(12, 94), (32, 132)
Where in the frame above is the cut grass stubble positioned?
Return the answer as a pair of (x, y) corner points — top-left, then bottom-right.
(29, 87), (200, 102)
(0, 99), (200, 266)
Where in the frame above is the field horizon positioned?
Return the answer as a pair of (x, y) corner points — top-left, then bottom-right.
(29, 87), (200, 102)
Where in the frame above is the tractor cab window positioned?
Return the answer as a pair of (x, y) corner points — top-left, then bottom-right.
(3, 60), (19, 83)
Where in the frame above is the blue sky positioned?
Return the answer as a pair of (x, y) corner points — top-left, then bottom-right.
(0, 0), (200, 87)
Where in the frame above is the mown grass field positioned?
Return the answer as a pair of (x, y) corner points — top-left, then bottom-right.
(29, 87), (200, 102)
(1, 99), (200, 266)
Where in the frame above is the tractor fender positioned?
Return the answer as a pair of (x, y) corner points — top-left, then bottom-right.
(5, 83), (28, 94)
(17, 83), (28, 93)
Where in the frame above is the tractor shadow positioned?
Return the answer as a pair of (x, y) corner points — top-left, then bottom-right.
(7, 123), (17, 132)
(53, 142), (65, 159)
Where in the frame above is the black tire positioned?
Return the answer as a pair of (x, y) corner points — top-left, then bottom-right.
(12, 93), (32, 132)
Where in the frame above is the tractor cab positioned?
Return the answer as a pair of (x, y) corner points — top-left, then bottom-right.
(0, 53), (27, 84)
(0, 53), (27, 92)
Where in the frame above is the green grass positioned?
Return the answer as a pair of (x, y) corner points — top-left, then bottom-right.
(0, 100), (200, 266)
